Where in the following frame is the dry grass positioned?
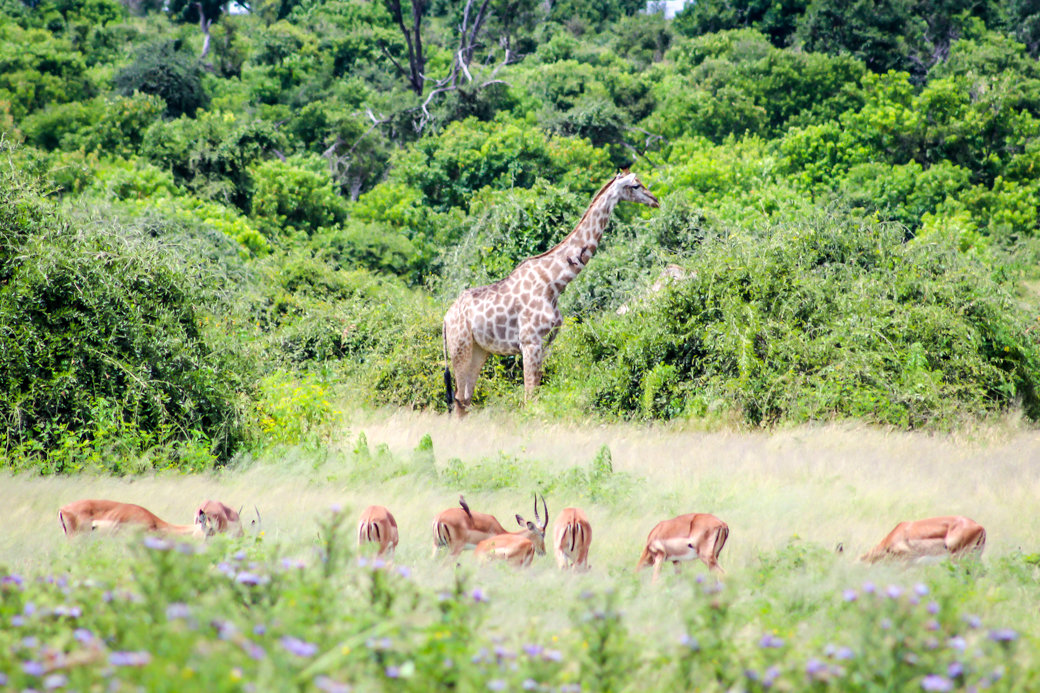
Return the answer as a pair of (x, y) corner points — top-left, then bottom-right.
(4, 408), (1038, 577)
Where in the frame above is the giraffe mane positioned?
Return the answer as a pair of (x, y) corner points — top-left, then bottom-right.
(518, 175), (620, 267)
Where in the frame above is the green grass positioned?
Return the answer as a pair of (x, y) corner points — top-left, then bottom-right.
(2, 408), (1039, 690)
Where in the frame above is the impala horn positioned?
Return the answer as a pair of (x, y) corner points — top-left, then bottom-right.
(459, 495), (473, 518)
(252, 505), (262, 533)
(540, 493), (548, 532)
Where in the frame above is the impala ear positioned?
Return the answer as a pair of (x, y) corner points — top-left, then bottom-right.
(515, 514), (525, 527)
(527, 521), (539, 532)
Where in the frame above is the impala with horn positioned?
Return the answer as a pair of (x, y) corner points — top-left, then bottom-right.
(553, 507), (592, 571)
(194, 500), (254, 538)
(432, 495), (509, 557)
(474, 494), (550, 568)
(636, 513), (729, 583)
(860, 516), (986, 563)
(357, 505), (399, 557)
(59, 499), (206, 538)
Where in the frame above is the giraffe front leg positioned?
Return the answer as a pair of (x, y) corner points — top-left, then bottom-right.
(520, 342), (544, 402)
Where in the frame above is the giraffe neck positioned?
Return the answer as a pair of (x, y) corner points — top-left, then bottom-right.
(524, 181), (621, 298)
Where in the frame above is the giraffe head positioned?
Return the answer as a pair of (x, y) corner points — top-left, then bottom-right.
(614, 171), (659, 208)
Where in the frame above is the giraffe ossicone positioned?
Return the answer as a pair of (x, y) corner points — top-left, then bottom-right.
(442, 171), (660, 416)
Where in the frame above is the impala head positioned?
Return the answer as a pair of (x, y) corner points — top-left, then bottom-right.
(515, 493), (550, 555)
(614, 170), (659, 208)
(194, 511), (214, 538)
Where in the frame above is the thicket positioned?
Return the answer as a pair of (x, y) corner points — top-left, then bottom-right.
(2, 0), (1040, 468)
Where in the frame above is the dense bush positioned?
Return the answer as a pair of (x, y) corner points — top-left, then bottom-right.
(0, 165), (250, 469)
(114, 40), (208, 118)
(546, 215), (1040, 427)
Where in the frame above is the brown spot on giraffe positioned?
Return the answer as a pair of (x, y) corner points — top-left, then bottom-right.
(442, 172), (660, 416)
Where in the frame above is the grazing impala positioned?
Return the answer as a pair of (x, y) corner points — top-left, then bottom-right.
(357, 505), (400, 557)
(59, 499), (205, 538)
(474, 495), (550, 568)
(636, 513), (729, 583)
(195, 500), (245, 537)
(860, 516), (986, 563)
(432, 495), (510, 557)
(553, 507), (592, 571)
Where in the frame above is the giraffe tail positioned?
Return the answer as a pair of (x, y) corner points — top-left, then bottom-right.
(442, 328), (454, 412)
(444, 367), (454, 412)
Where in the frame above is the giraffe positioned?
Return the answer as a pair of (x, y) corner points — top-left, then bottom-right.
(442, 171), (660, 416)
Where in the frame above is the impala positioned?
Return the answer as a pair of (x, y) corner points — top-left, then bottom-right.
(860, 516), (986, 563)
(59, 499), (205, 538)
(357, 505), (399, 557)
(432, 495), (510, 557)
(195, 500), (246, 537)
(636, 513), (729, 583)
(553, 507), (592, 571)
(474, 495), (550, 568)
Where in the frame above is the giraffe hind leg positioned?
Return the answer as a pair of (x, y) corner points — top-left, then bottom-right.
(453, 343), (488, 416)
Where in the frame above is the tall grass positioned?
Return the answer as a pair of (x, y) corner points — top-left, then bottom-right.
(2, 411), (1038, 689)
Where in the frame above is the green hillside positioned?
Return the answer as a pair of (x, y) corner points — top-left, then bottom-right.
(2, 0), (1040, 470)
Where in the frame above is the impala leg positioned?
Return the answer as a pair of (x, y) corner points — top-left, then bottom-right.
(651, 553), (665, 583)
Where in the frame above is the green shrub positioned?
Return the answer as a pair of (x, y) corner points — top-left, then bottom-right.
(546, 213), (1040, 427)
(249, 156), (348, 238)
(0, 163), (250, 468)
(114, 39), (208, 118)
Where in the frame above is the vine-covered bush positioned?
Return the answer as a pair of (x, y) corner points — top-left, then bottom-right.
(0, 164), (249, 469)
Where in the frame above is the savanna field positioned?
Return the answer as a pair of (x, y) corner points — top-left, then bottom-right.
(4, 0), (1040, 689)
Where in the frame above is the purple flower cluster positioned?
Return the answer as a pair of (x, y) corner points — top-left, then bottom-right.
(281, 636), (318, 657)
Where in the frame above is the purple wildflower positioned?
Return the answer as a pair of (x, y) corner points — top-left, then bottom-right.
(330, 503), (343, 514)
(23, 660), (45, 676)
(242, 641), (266, 661)
(2, 574), (24, 587)
(253, 624), (267, 636)
(11, 615), (24, 627)
(54, 605), (81, 619)
(925, 619), (940, 632)
(212, 620), (237, 640)
(24, 602), (36, 615)
(560, 685), (582, 693)
(964, 615), (982, 629)
(842, 589), (858, 602)
(522, 679), (538, 691)
(73, 628), (94, 643)
(744, 669), (760, 682)
(234, 550), (247, 561)
(372, 558), (387, 570)
(235, 572), (268, 586)
(836, 647), (855, 661)
(488, 680), (507, 691)
(493, 645), (515, 661)
(764, 665), (780, 685)
(948, 662), (964, 678)
(396, 565), (412, 579)
(166, 603), (191, 620)
(471, 588), (488, 603)
(542, 649), (564, 662)
(989, 628), (1018, 643)
(281, 636), (318, 657)
(314, 675), (351, 693)
(366, 637), (392, 650)
(109, 651), (152, 667)
(472, 648), (488, 664)
(947, 636), (967, 651)
(885, 584), (904, 599)
(862, 581), (876, 594)
(22, 636), (40, 649)
(880, 618), (893, 630)
(927, 601), (940, 615)
(217, 562), (235, 577)
(142, 536), (171, 551)
(523, 643), (544, 657)
(282, 557), (306, 570)
(921, 674), (953, 692)
(679, 633), (699, 650)
(43, 673), (68, 690)
(385, 666), (400, 679)
(915, 583), (930, 596)
(759, 634), (785, 649)
(805, 658), (828, 679)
